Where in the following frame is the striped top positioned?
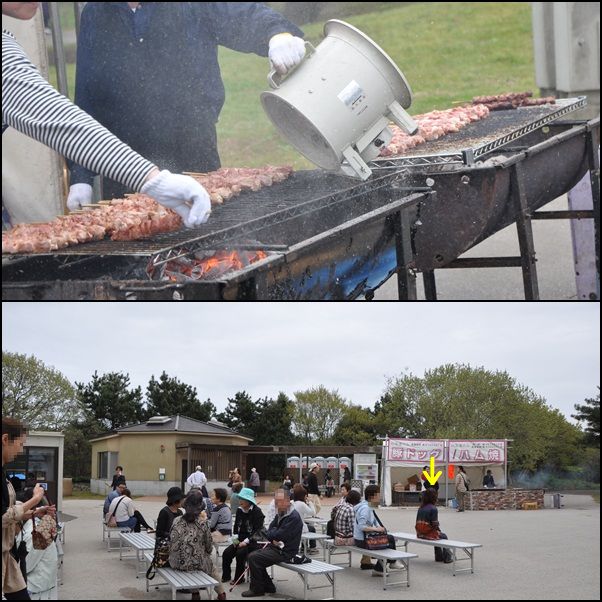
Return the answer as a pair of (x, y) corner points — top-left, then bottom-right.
(2, 30), (155, 192)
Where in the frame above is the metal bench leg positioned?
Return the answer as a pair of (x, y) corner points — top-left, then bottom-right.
(452, 549), (457, 576)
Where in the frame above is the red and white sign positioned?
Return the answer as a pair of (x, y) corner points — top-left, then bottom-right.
(387, 439), (446, 463)
(448, 440), (506, 464)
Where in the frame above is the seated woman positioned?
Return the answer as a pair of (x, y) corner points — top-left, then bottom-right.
(415, 488), (452, 563)
(209, 488), (232, 543)
(169, 492), (226, 600)
(221, 488), (265, 586)
(291, 483), (318, 553)
(333, 489), (357, 546)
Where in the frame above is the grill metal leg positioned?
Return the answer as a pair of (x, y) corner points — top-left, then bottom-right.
(512, 162), (540, 300)
(586, 128), (601, 295)
(422, 270), (438, 300)
(393, 210), (417, 300)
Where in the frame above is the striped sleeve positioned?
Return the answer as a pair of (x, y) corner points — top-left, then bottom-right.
(2, 31), (155, 192)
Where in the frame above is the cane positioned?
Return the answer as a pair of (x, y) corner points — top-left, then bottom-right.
(229, 541), (270, 593)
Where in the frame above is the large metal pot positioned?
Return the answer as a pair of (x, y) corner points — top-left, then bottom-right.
(261, 20), (417, 180)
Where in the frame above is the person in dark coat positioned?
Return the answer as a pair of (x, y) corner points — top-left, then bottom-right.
(155, 486), (184, 541)
(67, 2), (305, 208)
(221, 487), (265, 585)
(110, 466), (126, 491)
(242, 489), (303, 597)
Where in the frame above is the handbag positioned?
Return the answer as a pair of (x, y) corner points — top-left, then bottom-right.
(363, 510), (389, 550)
(32, 513), (57, 550)
(146, 537), (171, 580)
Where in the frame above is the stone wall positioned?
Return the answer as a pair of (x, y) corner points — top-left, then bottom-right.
(468, 488), (545, 510)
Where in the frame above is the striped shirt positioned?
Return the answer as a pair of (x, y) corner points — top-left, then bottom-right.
(2, 30), (155, 192)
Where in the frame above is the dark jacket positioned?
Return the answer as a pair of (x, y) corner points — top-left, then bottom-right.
(70, 2), (303, 195)
(156, 506), (183, 541)
(266, 504), (303, 559)
(233, 504), (265, 542)
(110, 474), (126, 490)
(306, 472), (320, 495)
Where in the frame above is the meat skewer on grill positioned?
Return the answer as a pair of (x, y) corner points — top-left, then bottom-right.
(2, 165), (293, 254)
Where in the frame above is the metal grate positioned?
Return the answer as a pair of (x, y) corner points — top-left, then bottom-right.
(7, 170), (405, 260)
(371, 96), (587, 169)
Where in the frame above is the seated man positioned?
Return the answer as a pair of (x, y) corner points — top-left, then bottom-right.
(103, 482), (126, 520)
(242, 489), (303, 597)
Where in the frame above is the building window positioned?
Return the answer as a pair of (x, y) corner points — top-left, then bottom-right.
(98, 451), (119, 480)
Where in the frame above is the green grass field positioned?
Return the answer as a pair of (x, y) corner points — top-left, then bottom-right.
(51, 2), (536, 169)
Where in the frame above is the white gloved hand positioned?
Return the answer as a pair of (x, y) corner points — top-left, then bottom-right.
(67, 183), (93, 211)
(268, 33), (306, 75)
(141, 170), (211, 228)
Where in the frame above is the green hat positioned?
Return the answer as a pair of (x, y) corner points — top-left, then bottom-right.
(237, 487), (257, 505)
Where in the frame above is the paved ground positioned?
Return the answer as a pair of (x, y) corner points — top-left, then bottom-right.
(375, 196), (580, 300)
(57, 493), (599, 600)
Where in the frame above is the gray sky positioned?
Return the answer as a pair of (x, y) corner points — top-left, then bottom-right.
(2, 303), (599, 422)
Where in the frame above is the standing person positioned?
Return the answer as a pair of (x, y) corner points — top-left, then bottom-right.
(15, 489), (59, 600)
(242, 489), (303, 598)
(421, 466), (440, 496)
(248, 468), (260, 495)
(169, 492), (226, 601)
(186, 466), (208, 498)
(110, 466), (126, 491)
(231, 468), (243, 487)
(282, 475), (292, 497)
(67, 2), (305, 205)
(343, 466), (352, 484)
(351, 484), (401, 576)
(324, 470), (335, 498)
(415, 489), (452, 563)
(209, 488), (232, 543)
(221, 488), (265, 586)
(306, 463), (322, 516)
(155, 487), (184, 542)
(483, 470), (495, 488)
(455, 466), (470, 512)
(2, 417), (55, 601)
(2, 3), (211, 228)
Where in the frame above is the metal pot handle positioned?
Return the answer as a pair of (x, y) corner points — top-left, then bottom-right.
(268, 40), (316, 89)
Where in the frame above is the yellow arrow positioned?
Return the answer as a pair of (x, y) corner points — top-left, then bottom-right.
(422, 456), (442, 486)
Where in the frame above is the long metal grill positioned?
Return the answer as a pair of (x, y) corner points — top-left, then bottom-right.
(23, 170), (405, 260)
(372, 97), (586, 168)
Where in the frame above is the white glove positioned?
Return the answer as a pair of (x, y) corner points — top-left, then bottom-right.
(141, 170), (211, 228)
(268, 33), (305, 75)
(67, 183), (93, 211)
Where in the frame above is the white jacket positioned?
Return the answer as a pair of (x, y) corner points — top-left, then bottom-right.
(19, 520), (58, 595)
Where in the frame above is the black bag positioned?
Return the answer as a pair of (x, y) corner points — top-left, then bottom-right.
(326, 519), (335, 539)
(11, 534), (28, 581)
(286, 554), (312, 565)
(146, 537), (170, 580)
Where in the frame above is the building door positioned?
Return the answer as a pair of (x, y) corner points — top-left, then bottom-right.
(181, 460), (188, 491)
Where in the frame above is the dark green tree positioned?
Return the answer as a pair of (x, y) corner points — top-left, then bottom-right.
(572, 388), (600, 447)
(332, 404), (379, 446)
(76, 371), (144, 431)
(252, 392), (296, 445)
(215, 391), (261, 436)
(145, 371), (215, 422)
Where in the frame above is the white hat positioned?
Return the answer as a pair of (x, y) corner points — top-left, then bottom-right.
(310, 462), (319, 470)
(195, 466), (202, 471)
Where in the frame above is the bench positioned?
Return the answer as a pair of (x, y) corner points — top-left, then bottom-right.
(390, 532), (482, 576)
(304, 517), (329, 534)
(102, 519), (132, 551)
(276, 558), (344, 600)
(144, 552), (219, 600)
(119, 532), (155, 577)
(330, 547), (418, 590)
(301, 532), (331, 559)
